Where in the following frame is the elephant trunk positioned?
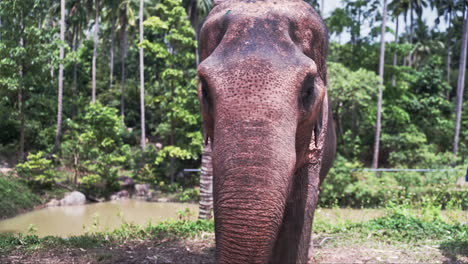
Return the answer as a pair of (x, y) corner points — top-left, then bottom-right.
(212, 121), (296, 263)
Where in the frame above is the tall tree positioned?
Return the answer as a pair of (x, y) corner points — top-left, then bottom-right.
(18, 13), (25, 162)
(372, 0), (388, 169)
(119, 0), (135, 121)
(453, 15), (468, 155)
(120, 4), (127, 120)
(53, 0), (66, 153)
(104, 0), (119, 90)
(433, 0), (457, 87)
(198, 139), (213, 220)
(139, 0), (145, 150)
(92, 0), (100, 103)
(68, 0), (88, 117)
(186, 0), (212, 65)
(388, 1), (405, 86)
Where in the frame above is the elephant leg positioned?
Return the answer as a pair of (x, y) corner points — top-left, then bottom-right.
(269, 165), (320, 264)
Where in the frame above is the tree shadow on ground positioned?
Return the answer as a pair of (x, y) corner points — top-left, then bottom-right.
(439, 238), (468, 264)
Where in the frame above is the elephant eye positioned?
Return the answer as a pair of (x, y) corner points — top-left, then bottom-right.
(300, 74), (315, 111)
(200, 77), (212, 110)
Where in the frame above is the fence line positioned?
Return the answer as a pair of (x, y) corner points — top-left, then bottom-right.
(186, 168), (464, 173)
(356, 168), (464, 172)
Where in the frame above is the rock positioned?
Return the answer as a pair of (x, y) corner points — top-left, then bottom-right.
(60, 191), (86, 206)
(110, 190), (130, 200)
(135, 184), (150, 197)
(46, 198), (60, 207)
(118, 176), (135, 189)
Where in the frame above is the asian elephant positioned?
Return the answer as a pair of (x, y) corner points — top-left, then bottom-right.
(197, 0), (336, 263)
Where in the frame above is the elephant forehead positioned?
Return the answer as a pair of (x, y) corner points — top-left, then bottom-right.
(206, 58), (302, 102)
(200, 0), (326, 60)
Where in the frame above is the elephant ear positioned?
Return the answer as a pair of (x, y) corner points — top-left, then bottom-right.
(308, 94), (329, 164)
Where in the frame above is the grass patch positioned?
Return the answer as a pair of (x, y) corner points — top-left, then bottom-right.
(314, 204), (467, 258)
(0, 219), (214, 255)
(0, 174), (41, 219)
(1, 205), (465, 259)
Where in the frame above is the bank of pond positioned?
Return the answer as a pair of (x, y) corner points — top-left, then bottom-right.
(0, 198), (466, 238)
(0, 200), (199, 237)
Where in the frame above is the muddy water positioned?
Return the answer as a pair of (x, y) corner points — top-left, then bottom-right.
(0, 200), (198, 237)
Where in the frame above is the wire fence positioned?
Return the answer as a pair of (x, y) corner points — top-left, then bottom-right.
(186, 168), (466, 173)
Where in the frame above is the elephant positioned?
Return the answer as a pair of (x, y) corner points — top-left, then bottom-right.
(197, 0), (336, 263)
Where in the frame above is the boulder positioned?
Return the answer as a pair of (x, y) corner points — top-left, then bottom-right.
(118, 176), (135, 189)
(110, 190), (130, 200)
(46, 198), (60, 207)
(60, 191), (86, 206)
(135, 184), (150, 197)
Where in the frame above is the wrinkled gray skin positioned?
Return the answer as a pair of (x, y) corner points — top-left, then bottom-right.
(197, 0), (336, 263)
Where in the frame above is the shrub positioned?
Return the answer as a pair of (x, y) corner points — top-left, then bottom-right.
(319, 155), (468, 208)
(60, 103), (130, 198)
(16, 152), (57, 188)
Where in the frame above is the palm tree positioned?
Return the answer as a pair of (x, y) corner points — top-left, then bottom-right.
(53, 0), (66, 153)
(68, 0), (88, 117)
(92, 0), (100, 103)
(453, 15), (468, 155)
(185, 0), (215, 217)
(103, 0), (120, 90)
(408, 0), (428, 66)
(186, 0), (212, 65)
(18, 13), (25, 162)
(198, 139), (213, 220)
(119, 0), (135, 121)
(433, 0), (457, 85)
(388, 1), (405, 86)
(321, 0), (324, 16)
(139, 0), (145, 150)
(372, 0), (388, 169)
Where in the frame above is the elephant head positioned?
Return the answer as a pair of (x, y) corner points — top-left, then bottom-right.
(197, 0), (336, 263)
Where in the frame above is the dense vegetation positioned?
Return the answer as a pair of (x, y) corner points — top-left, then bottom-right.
(0, 175), (40, 219)
(0, 0), (466, 204)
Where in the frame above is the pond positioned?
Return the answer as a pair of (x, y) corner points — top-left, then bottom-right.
(0, 200), (198, 237)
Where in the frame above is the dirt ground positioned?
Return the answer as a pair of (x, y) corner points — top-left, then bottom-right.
(1, 233), (466, 264)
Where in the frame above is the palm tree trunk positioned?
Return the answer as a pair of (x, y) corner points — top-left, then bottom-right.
(72, 24), (78, 118)
(92, 0), (100, 103)
(170, 83), (175, 183)
(18, 13), (25, 162)
(321, 0), (324, 16)
(409, 5), (414, 67)
(109, 20), (115, 90)
(53, 0), (66, 153)
(198, 139), (213, 220)
(139, 0), (145, 150)
(392, 15), (399, 87)
(453, 16), (468, 155)
(120, 12), (127, 121)
(372, 0), (387, 169)
(446, 49), (452, 99)
(447, 11), (453, 85)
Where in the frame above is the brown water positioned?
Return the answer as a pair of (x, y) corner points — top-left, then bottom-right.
(0, 200), (198, 237)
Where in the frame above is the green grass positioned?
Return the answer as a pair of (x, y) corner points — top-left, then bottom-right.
(313, 205), (468, 258)
(0, 219), (214, 254)
(1, 205), (466, 258)
(0, 174), (41, 219)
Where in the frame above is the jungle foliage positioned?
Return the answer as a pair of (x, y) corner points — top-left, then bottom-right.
(0, 0), (466, 203)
